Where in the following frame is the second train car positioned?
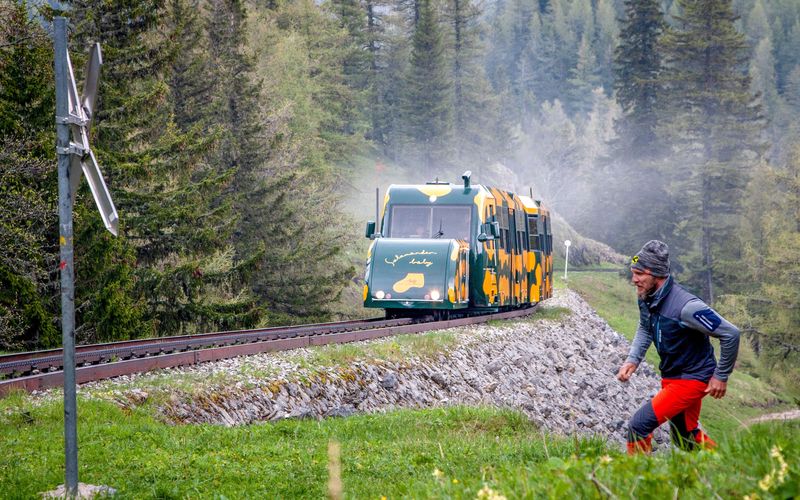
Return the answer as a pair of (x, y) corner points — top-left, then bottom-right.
(363, 172), (553, 318)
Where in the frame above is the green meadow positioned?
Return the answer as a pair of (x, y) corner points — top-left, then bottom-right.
(1, 271), (797, 498)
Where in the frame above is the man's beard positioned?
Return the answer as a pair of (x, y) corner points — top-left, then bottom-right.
(636, 284), (656, 300)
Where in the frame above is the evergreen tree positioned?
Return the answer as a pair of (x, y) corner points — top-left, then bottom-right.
(613, 0), (665, 156)
(0, 1), (53, 147)
(65, 0), (256, 339)
(660, 0), (765, 303)
(447, 0), (506, 166)
(372, 11), (410, 158)
(243, 0), (357, 321)
(735, 141), (800, 371)
(745, 0), (771, 43)
(402, 0), (452, 170)
(567, 32), (601, 116)
(494, 0), (538, 124)
(0, 1), (59, 349)
(168, 0), (218, 132)
(594, 0), (620, 94)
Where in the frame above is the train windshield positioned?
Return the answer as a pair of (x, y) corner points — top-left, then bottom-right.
(388, 205), (472, 240)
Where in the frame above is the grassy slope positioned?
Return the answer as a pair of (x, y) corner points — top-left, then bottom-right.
(1, 271), (798, 498)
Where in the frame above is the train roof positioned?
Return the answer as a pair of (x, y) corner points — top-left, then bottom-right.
(385, 182), (548, 215)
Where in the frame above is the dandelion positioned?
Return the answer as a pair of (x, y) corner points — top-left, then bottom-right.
(380, 496), (387, 500)
(452, 478), (459, 484)
(477, 484), (507, 500)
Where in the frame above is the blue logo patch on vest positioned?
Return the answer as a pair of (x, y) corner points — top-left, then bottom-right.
(693, 308), (721, 332)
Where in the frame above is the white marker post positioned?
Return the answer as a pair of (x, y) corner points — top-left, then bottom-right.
(564, 240), (571, 281)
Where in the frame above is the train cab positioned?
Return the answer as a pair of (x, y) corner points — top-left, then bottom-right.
(363, 172), (552, 317)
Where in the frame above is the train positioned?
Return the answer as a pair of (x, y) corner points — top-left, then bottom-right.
(363, 172), (553, 319)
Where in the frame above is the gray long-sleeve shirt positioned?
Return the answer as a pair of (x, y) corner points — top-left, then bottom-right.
(625, 278), (740, 381)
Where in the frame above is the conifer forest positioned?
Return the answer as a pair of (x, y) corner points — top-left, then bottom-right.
(0, 0), (798, 383)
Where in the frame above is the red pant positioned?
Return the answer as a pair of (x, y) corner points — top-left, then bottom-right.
(652, 378), (707, 429)
(627, 378), (716, 453)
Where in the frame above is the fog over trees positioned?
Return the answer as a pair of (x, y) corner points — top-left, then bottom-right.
(1, 0), (798, 372)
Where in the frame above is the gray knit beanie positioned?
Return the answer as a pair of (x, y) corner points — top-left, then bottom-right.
(631, 240), (670, 277)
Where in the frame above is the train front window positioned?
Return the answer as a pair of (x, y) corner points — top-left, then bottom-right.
(388, 205), (472, 240)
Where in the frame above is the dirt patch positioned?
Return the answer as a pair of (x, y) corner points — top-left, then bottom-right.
(744, 409), (800, 426)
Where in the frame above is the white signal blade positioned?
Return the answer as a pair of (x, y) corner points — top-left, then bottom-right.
(81, 44), (102, 126)
(82, 150), (119, 236)
(65, 51), (83, 121)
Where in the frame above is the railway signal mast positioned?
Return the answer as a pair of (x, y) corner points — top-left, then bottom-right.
(54, 16), (119, 496)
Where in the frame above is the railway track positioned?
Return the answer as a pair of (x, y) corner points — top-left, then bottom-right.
(0, 306), (538, 396)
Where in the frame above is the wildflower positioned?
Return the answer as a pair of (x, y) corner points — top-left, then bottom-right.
(758, 474), (773, 492)
(452, 478), (459, 484)
(758, 444), (790, 492)
(477, 484), (507, 500)
(380, 496), (387, 500)
(432, 468), (444, 479)
(599, 455), (613, 465)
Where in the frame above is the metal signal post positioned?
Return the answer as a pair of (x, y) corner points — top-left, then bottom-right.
(54, 16), (119, 495)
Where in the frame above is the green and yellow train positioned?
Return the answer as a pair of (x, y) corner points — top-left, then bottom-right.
(363, 172), (553, 318)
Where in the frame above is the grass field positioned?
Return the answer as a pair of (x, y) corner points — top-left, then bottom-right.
(1, 271), (798, 498)
(1, 396), (798, 498)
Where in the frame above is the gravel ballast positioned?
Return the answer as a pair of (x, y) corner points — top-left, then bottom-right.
(74, 289), (671, 445)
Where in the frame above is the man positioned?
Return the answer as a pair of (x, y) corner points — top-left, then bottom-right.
(617, 240), (740, 454)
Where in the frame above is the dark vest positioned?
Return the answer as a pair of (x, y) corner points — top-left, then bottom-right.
(638, 277), (716, 381)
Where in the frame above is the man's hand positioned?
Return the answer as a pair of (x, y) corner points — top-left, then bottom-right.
(617, 362), (637, 382)
(705, 377), (727, 399)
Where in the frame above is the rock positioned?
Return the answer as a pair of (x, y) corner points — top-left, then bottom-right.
(41, 483), (117, 499)
(381, 373), (398, 390)
(486, 359), (503, 374)
(430, 372), (448, 388)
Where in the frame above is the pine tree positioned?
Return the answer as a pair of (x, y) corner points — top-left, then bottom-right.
(402, 0), (452, 170)
(489, 0), (537, 124)
(613, 0), (665, 156)
(735, 142), (800, 368)
(241, 0), (357, 321)
(0, 2), (59, 349)
(660, 0), (765, 303)
(594, 0), (619, 95)
(567, 32), (601, 116)
(64, 0), (256, 339)
(168, 0), (218, 132)
(447, 0), (506, 166)
(0, 1), (54, 148)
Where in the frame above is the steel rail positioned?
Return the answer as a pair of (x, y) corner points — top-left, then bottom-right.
(0, 318), (403, 376)
(0, 305), (537, 396)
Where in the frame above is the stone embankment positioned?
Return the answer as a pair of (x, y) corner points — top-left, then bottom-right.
(88, 289), (669, 444)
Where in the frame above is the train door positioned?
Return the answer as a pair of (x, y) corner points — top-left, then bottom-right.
(528, 213), (542, 302)
(507, 207), (519, 306)
(485, 205), (499, 306)
(517, 208), (529, 304)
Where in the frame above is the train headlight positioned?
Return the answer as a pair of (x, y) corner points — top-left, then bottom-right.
(375, 290), (385, 299)
(430, 290), (441, 301)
